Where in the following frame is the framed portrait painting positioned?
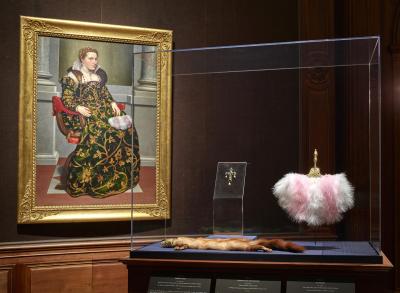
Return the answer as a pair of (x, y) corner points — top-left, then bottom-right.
(17, 16), (172, 223)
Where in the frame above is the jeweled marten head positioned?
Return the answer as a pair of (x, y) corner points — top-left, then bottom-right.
(160, 238), (174, 248)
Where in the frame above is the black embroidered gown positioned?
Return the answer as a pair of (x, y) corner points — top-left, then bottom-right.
(60, 69), (140, 198)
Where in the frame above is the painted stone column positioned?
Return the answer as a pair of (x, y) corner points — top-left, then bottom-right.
(133, 45), (157, 167)
(36, 37), (60, 165)
(135, 45), (157, 94)
(37, 37), (57, 92)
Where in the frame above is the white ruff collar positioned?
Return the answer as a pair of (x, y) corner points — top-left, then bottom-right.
(72, 60), (101, 83)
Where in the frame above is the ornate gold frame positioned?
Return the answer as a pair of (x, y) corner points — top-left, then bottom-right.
(18, 16), (172, 223)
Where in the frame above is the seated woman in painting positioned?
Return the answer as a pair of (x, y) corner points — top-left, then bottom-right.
(60, 47), (140, 198)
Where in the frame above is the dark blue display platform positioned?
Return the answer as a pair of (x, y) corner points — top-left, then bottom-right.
(131, 240), (382, 264)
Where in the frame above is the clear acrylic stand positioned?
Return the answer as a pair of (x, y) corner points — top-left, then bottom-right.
(212, 162), (247, 235)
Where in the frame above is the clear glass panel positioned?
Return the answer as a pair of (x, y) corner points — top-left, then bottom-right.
(172, 37), (378, 76)
(130, 37), (381, 258)
(369, 39), (381, 252)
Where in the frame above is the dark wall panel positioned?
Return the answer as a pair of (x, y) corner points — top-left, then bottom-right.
(0, 0), (298, 242)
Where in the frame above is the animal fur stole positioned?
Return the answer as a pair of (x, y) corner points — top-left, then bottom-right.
(161, 237), (305, 253)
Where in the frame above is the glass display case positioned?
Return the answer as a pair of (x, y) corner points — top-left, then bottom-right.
(129, 36), (381, 263)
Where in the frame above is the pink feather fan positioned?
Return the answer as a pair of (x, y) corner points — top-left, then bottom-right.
(272, 149), (354, 226)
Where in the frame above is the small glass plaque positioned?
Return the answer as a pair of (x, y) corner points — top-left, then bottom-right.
(213, 162), (247, 234)
(215, 279), (281, 293)
(148, 276), (211, 293)
(286, 281), (355, 293)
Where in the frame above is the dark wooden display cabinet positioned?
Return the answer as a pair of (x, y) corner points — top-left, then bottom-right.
(122, 253), (393, 293)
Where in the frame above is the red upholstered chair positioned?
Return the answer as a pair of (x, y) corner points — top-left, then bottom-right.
(52, 96), (126, 144)
(52, 96), (83, 144)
